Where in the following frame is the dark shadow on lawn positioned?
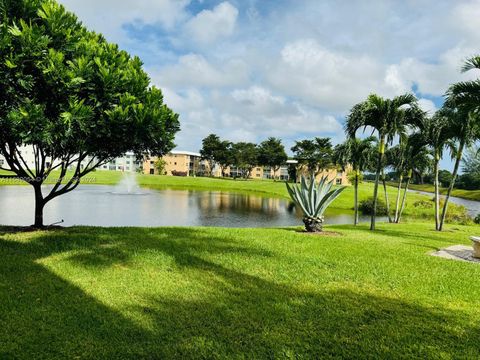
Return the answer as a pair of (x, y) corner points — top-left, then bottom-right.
(1, 227), (479, 358)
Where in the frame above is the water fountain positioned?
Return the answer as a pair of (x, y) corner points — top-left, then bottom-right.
(111, 172), (146, 195)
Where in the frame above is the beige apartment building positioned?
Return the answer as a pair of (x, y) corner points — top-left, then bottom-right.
(144, 150), (210, 176)
(144, 152), (350, 185)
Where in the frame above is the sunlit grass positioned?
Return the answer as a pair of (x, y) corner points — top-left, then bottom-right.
(1, 222), (479, 358)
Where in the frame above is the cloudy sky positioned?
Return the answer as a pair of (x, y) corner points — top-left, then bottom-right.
(58, 0), (480, 168)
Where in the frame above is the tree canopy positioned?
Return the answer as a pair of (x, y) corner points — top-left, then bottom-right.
(0, 0), (180, 226)
(291, 137), (333, 176)
(257, 137), (287, 177)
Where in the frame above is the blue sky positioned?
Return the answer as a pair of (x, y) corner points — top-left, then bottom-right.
(58, 0), (480, 170)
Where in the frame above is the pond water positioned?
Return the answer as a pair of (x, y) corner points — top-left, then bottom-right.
(0, 181), (372, 227)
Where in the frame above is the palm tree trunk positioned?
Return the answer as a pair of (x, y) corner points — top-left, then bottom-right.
(433, 153), (440, 230)
(397, 169), (412, 223)
(371, 135), (385, 231)
(394, 174), (403, 223)
(381, 170), (392, 223)
(439, 141), (464, 231)
(354, 170), (359, 226)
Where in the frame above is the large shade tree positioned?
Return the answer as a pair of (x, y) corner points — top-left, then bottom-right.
(291, 137), (334, 178)
(231, 142), (258, 179)
(257, 137), (287, 179)
(200, 134), (222, 176)
(0, 0), (180, 227)
(345, 94), (419, 230)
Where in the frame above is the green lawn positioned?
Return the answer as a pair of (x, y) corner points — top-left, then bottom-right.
(1, 223), (480, 358)
(0, 169), (124, 186)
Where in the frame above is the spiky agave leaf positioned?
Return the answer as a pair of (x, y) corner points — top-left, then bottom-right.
(285, 176), (346, 220)
(314, 186), (346, 218)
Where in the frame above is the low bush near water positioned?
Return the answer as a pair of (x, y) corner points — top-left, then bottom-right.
(359, 198), (388, 216)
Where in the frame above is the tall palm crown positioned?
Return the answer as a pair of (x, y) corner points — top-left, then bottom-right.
(333, 136), (376, 172)
(345, 93), (419, 143)
(423, 112), (455, 157)
(447, 55), (480, 113)
(403, 132), (432, 175)
(438, 102), (478, 149)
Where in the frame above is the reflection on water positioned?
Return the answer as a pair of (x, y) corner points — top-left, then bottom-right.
(0, 185), (371, 227)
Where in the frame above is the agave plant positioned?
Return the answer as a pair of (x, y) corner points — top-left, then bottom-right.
(286, 176), (346, 232)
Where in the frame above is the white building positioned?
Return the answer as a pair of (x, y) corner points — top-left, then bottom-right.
(0, 146), (141, 173)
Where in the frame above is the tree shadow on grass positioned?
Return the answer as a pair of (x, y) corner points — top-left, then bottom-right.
(1, 227), (479, 358)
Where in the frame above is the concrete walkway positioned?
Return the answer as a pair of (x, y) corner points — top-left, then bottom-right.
(431, 245), (480, 263)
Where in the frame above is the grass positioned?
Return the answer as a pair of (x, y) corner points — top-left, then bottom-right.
(1, 222), (480, 358)
(0, 169), (124, 186)
(138, 175), (469, 221)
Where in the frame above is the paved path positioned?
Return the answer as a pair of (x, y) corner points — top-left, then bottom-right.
(431, 245), (480, 263)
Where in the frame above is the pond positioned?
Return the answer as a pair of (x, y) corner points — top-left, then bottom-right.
(0, 182), (372, 227)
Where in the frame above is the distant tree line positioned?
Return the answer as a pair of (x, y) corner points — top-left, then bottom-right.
(200, 134), (345, 180)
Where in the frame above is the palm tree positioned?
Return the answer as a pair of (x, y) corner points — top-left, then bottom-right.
(437, 104), (478, 230)
(422, 112), (455, 230)
(333, 136), (376, 225)
(345, 93), (419, 230)
(439, 55), (480, 230)
(396, 133), (432, 223)
(385, 144), (406, 223)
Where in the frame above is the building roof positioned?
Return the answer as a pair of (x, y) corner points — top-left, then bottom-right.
(286, 159), (298, 164)
(170, 150), (202, 157)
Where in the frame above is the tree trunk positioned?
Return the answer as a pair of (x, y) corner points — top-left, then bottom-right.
(433, 153), (440, 231)
(394, 174), (403, 223)
(354, 170), (359, 226)
(439, 141), (464, 231)
(33, 184), (45, 228)
(397, 170), (412, 223)
(371, 135), (385, 231)
(382, 170), (392, 223)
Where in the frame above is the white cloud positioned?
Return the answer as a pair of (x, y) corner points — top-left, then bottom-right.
(266, 39), (408, 112)
(418, 98), (437, 115)
(185, 2), (238, 45)
(57, 0), (480, 166)
(162, 85), (344, 150)
(151, 53), (249, 88)
(453, 0), (480, 42)
(58, 0), (189, 43)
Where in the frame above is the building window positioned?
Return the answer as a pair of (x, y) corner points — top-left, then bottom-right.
(336, 179), (342, 185)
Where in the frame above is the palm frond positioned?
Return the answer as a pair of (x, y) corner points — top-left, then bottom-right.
(462, 55), (480, 73)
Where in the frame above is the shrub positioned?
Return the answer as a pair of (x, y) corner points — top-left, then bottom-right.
(359, 198), (388, 216)
(172, 170), (188, 177)
(474, 214), (480, 224)
(413, 200), (433, 209)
